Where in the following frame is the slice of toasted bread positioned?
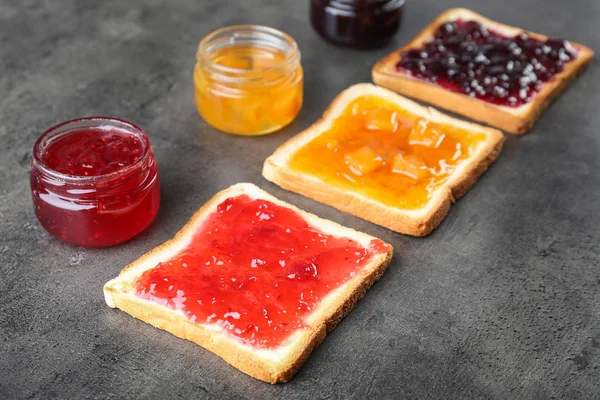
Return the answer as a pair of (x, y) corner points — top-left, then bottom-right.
(263, 83), (505, 236)
(372, 8), (594, 134)
(104, 183), (393, 383)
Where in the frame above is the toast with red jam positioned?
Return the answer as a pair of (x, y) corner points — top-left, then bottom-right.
(104, 183), (393, 383)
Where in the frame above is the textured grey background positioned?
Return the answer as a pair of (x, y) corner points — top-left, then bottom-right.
(1, 0), (599, 399)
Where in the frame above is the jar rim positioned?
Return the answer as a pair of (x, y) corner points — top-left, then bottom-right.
(326, 0), (406, 15)
(329, 0), (406, 10)
(32, 117), (153, 184)
(196, 24), (300, 83)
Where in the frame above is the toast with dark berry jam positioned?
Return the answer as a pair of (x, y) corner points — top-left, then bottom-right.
(372, 8), (594, 134)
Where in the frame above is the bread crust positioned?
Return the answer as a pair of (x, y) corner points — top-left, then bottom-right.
(104, 183), (393, 383)
(263, 83), (505, 236)
(372, 8), (594, 134)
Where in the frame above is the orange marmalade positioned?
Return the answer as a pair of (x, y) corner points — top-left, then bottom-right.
(288, 96), (488, 209)
(194, 25), (303, 136)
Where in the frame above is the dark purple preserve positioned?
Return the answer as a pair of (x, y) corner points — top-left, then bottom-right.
(310, 0), (405, 48)
(397, 20), (578, 107)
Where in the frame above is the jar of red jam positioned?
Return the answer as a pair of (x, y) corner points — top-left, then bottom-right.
(30, 117), (160, 247)
(310, 0), (405, 48)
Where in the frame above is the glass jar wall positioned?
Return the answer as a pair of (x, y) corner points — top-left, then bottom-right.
(30, 117), (160, 247)
(310, 0), (405, 48)
(194, 25), (304, 136)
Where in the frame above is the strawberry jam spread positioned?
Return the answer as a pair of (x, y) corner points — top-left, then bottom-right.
(135, 195), (389, 349)
(30, 118), (160, 247)
(42, 128), (144, 176)
(397, 20), (578, 107)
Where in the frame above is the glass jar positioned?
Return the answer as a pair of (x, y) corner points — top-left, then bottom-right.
(194, 25), (304, 136)
(310, 0), (406, 48)
(30, 117), (160, 247)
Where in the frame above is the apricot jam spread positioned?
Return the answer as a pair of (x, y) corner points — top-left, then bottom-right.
(30, 118), (160, 247)
(397, 20), (578, 107)
(288, 96), (487, 209)
(194, 25), (303, 136)
(135, 195), (389, 349)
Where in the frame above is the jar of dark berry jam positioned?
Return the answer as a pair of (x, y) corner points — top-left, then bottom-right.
(310, 0), (405, 48)
(30, 117), (160, 247)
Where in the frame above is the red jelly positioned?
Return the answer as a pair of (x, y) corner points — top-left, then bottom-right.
(135, 195), (389, 349)
(397, 20), (578, 107)
(30, 117), (160, 247)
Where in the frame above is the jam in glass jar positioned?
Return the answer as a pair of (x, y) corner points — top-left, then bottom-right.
(310, 0), (405, 48)
(30, 117), (160, 247)
(194, 25), (303, 136)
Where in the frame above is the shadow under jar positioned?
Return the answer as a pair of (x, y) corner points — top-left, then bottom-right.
(310, 0), (405, 48)
(30, 117), (160, 247)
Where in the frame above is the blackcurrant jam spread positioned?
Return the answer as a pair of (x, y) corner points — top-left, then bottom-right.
(397, 20), (578, 107)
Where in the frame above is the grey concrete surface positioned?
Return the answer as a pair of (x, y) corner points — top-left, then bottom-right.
(1, 0), (599, 398)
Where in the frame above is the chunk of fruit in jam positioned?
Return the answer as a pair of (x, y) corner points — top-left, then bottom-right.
(397, 19), (578, 107)
(344, 146), (383, 175)
(325, 139), (339, 151)
(408, 119), (445, 148)
(391, 153), (428, 180)
(363, 108), (398, 131)
(287, 260), (318, 280)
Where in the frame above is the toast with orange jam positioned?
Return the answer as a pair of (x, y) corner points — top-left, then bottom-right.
(372, 8), (594, 134)
(104, 183), (393, 383)
(262, 84), (505, 236)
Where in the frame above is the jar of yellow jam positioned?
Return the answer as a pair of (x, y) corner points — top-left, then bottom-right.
(194, 25), (304, 136)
